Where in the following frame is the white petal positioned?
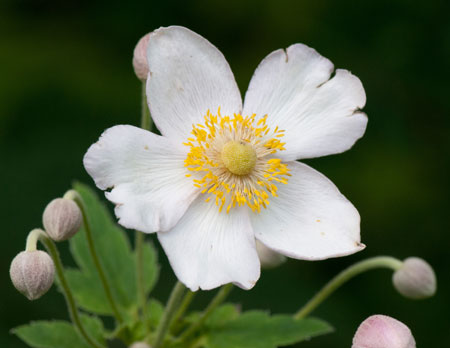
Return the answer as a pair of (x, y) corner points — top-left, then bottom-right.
(251, 161), (364, 260)
(146, 26), (242, 140)
(83, 125), (199, 233)
(243, 44), (367, 161)
(158, 196), (260, 291)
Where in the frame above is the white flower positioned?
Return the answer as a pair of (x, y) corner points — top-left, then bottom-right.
(84, 26), (367, 291)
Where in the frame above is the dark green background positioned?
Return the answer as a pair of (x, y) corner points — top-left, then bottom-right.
(1, 0), (449, 347)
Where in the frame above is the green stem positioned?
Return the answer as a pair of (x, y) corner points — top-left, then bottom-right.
(31, 229), (105, 348)
(25, 228), (47, 252)
(294, 256), (403, 320)
(175, 284), (233, 345)
(140, 81), (152, 131)
(153, 281), (186, 348)
(135, 231), (146, 320)
(135, 81), (152, 321)
(170, 291), (196, 333)
(68, 192), (124, 324)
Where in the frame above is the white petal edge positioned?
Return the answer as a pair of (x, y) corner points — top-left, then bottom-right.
(158, 196), (260, 291)
(83, 125), (199, 233)
(243, 44), (367, 161)
(251, 161), (364, 260)
(146, 26), (242, 140)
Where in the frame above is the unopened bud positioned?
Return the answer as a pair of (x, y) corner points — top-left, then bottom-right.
(132, 33), (151, 81)
(129, 342), (152, 348)
(352, 315), (416, 348)
(43, 198), (82, 241)
(392, 257), (436, 299)
(256, 240), (286, 269)
(10, 250), (55, 300)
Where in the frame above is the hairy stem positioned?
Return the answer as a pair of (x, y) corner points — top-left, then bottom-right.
(34, 230), (105, 348)
(68, 191), (124, 324)
(135, 81), (152, 321)
(175, 284), (233, 345)
(170, 290), (196, 333)
(294, 256), (404, 320)
(153, 281), (186, 348)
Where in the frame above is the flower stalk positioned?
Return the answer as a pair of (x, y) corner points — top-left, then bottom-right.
(175, 284), (233, 345)
(153, 281), (186, 348)
(294, 256), (403, 319)
(169, 290), (196, 333)
(136, 81), (153, 320)
(29, 229), (105, 348)
(67, 190), (124, 324)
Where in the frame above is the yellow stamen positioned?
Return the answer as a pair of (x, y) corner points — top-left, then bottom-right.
(183, 109), (290, 213)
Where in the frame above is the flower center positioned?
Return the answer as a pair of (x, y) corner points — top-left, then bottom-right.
(221, 141), (257, 176)
(183, 109), (290, 213)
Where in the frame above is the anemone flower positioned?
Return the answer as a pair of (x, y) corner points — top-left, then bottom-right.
(84, 26), (367, 291)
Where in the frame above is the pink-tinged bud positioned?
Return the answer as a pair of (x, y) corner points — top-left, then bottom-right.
(352, 315), (416, 348)
(10, 250), (55, 300)
(132, 33), (151, 81)
(129, 342), (152, 348)
(43, 198), (82, 241)
(393, 257), (436, 299)
(256, 240), (286, 269)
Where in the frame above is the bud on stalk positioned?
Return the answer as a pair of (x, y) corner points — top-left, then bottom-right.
(10, 250), (55, 300)
(43, 198), (82, 241)
(392, 257), (436, 299)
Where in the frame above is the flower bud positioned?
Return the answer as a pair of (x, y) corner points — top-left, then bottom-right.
(132, 33), (151, 81)
(392, 257), (436, 299)
(352, 315), (416, 348)
(256, 240), (286, 269)
(129, 342), (152, 348)
(10, 250), (55, 300)
(43, 198), (82, 241)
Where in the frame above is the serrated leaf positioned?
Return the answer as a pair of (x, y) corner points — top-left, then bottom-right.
(66, 182), (160, 320)
(204, 311), (333, 348)
(12, 320), (96, 348)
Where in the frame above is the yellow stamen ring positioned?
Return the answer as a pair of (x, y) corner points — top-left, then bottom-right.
(183, 109), (290, 213)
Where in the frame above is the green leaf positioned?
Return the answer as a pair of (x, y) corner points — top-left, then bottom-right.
(66, 182), (160, 320)
(204, 311), (333, 348)
(12, 320), (98, 348)
(141, 239), (160, 295)
(146, 298), (164, 329)
(205, 304), (240, 327)
(80, 314), (107, 346)
(65, 269), (112, 315)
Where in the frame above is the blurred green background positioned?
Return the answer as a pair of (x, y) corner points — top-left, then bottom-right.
(1, 0), (449, 346)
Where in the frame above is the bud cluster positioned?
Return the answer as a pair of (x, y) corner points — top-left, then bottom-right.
(10, 194), (83, 300)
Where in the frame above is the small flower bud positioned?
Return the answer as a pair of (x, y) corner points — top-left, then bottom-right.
(256, 240), (286, 269)
(352, 315), (416, 348)
(43, 198), (82, 241)
(10, 250), (55, 300)
(129, 342), (152, 348)
(132, 33), (151, 81)
(392, 257), (436, 299)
